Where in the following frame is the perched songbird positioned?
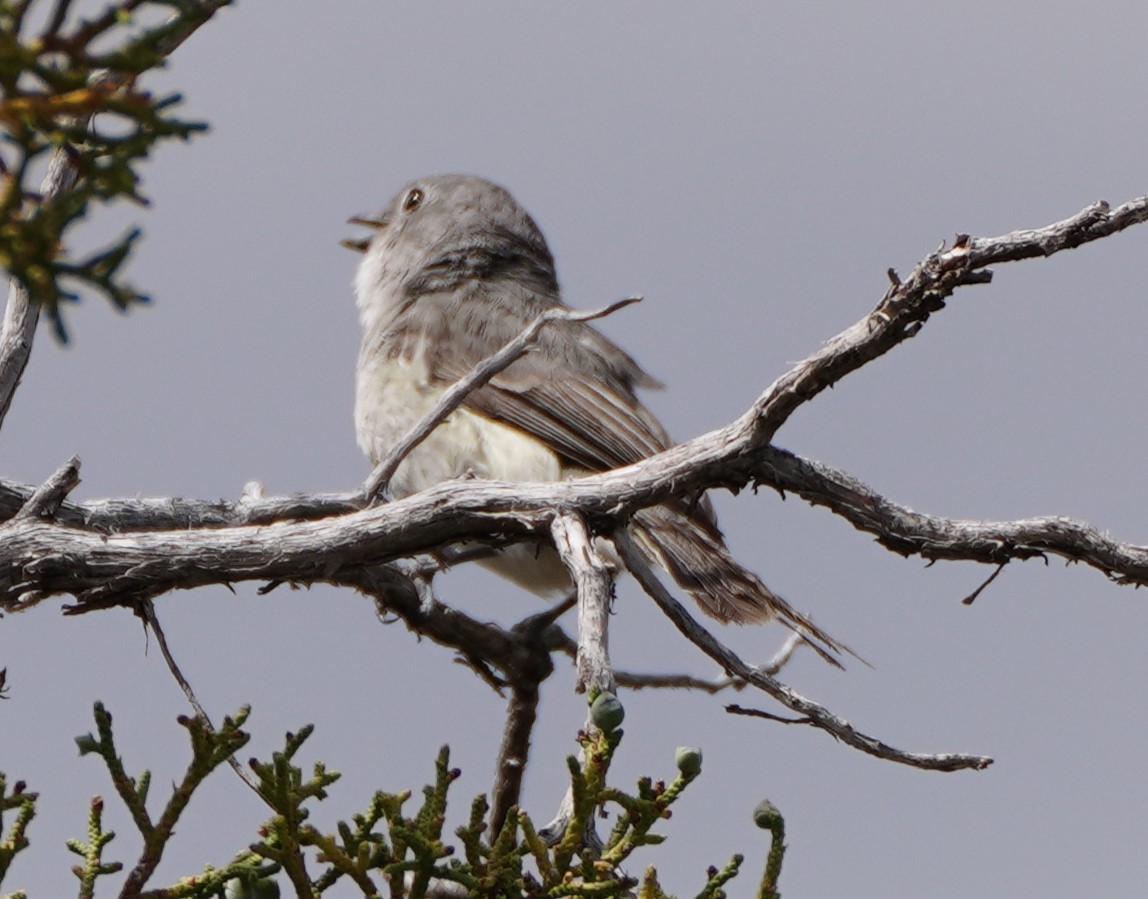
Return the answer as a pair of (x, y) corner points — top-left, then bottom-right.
(348, 174), (842, 658)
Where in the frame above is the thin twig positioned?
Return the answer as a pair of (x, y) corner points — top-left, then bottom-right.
(726, 704), (811, 726)
(548, 629), (744, 692)
(553, 629), (801, 689)
(615, 670), (739, 692)
(762, 631), (804, 674)
(362, 297), (641, 502)
(962, 562), (1007, 605)
(613, 528), (993, 772)
(138, 600), (267, 802)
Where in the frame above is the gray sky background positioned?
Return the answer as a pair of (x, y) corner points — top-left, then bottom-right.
(4, 3), (1148, 896)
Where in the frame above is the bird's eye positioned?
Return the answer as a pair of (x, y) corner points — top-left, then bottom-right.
(402, 188), (424, 212)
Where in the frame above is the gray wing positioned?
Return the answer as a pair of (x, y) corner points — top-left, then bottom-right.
(386, 280), (673, 472)
(379, 279), (854, 656)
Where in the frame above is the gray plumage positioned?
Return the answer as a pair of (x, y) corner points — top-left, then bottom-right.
(351, 173), (843, 659)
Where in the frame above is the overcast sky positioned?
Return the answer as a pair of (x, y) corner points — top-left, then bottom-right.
(5, 3), (1148, 897)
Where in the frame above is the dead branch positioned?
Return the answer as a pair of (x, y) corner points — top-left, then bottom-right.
(744, 197), (1148, 444)
(755, 446), (1148, 584)
(6, 438), (1148, 616)
(551, 513), (616, 696)
(4, 199), (1145, 606)
(14, 456), (81, 522)
(139, 600), (267, 801)
(612, 529), (993, 772)
(2, 197), (1147, 772)
(0, 153), (79, 427)
(489, 684), (538, 838)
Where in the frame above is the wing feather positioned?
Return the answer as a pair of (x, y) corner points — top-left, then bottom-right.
(394, 281), (672, 473)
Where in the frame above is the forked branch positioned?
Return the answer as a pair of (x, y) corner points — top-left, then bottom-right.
(3, 196), (1148, 773)
(612, 530), (992, 772)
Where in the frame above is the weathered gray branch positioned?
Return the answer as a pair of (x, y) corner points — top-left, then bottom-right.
(543, 515), (618, 844)
(0, 478), (359, 530)
(3, 196), (1147, 773)
(756, 446), (1148, 584)
(611, 529), (993, 772)
(0, 152), (78, 428)
(552, 513), (616, 696)
(6, 434), (1148, 615)
(744, 196), (1148, 445)
(14, 455), (81, 522)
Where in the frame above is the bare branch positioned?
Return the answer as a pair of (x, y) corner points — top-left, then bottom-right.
(0, 478), (361, 530)
(549, 628), (749, 692)
(7, 436), (1148, 617)
(612, 528), (993, 772)
(542, 516), (622, 852)
(139, 601), (267, 801)
(489, 684), (537, 838)
(960, 197), (1148, 262)
(362, 297), (641, 502)
(743, 196), (1148, 445)
(756, 446), (1148, 587)
(14, 456), (81, 522)
(2, 197), (1146, 772)
(551, 514), (616, 696)
(10, 433), (1148, 616)
(614, 670), (740, 693)
(487, 600), (573, 833)
(0, 482), (553, 613)
(726, 704), (811, 726)
(0, 153), (79, 428)
(760, 631), (804, 675)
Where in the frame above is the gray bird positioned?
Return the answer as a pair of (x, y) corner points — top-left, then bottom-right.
(348, 174), (842, 659)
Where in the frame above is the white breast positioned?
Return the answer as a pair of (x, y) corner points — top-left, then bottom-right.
(355, 351), (563, 496)
(355, 348), (574, 595)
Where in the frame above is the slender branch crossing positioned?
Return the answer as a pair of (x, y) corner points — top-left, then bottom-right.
(4, 192), (1148, 772)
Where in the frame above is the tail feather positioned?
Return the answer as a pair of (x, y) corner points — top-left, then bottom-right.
(630, 505), (855, 667)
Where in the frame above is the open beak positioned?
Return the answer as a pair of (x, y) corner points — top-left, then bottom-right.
(340, 215), (387, 253)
